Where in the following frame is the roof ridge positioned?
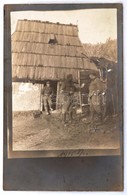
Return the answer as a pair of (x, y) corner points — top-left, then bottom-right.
(18, 19), (78, 27)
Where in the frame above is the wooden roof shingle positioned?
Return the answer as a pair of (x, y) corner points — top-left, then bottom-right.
(12, 20), (98, 81)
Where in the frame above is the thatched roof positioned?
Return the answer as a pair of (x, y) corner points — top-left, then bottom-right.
(12, 20), (98, 82)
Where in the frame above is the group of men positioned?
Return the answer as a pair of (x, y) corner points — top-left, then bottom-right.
(41, 73), (106, 125)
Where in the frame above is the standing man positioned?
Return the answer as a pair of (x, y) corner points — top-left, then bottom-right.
(88, 73), (106, 124)
(42, 81), (53, 115)
(61, 74), (84, 124)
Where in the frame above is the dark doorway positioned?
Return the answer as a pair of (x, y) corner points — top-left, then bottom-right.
(50, 81), (57, 110)
(80, 70), (91, 105)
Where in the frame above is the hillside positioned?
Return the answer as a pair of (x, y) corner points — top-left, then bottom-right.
(83, 39), (117, 62)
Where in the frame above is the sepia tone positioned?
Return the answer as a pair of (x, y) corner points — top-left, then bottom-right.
(4, 4), (123, 191)
(11, 18), (120, 154)
(12, 20), (97, 81)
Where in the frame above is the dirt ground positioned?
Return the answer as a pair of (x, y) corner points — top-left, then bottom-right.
(12, 111), (120, 151)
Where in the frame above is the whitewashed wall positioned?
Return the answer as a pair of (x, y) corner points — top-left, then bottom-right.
(12, 82), (41, 111)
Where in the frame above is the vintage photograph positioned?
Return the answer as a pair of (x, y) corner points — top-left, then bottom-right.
(10, 8), (121, 157)
(3, 3), (123, 191)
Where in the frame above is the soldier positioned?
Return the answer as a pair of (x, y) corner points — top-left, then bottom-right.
(61, 74), (84, 124)
(42, 81), (53, 115)
(88, 73), (106, 125)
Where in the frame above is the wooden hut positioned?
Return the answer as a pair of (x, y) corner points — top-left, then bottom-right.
(12, 19), (98, 111)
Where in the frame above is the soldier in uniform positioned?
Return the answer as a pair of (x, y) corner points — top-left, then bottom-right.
(61, 74), (84, 124)
(88, 73), (106, 124)
(41, 81), (53, 115)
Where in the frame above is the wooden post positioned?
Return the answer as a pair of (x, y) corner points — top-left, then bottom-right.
(56, 81), (60, 110)
(40, 84), (43, 112)
(78, 70), (82, 113)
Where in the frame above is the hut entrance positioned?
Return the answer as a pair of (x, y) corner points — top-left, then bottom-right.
(50, 81), (57, 110)
(80, 70), (91, 106)
(41, 80), (58, 112)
